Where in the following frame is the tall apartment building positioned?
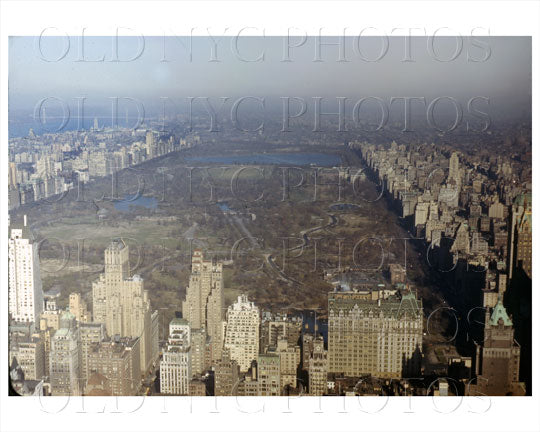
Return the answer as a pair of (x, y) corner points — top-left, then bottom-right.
(190, 328), (211, 376)
(49, 313), (80, 396)
(160, 319), (191, 395)
(273, 338), (301, 390)
(146, 130), (156, 159)
(9, 332), (45, 381)
(469, 300), (525, 396)
(328, 289), (423, 379)
(92, 240), (156, 373)
(8, 216), (44, 324)
(308, 337), (327, 396)
(9, 161), (18, 187)
(182, 250), (225, 362)
(78, 322), (105, 385)
(302, 333), (316, 370)
(224, 295), (260, 372)
(508, 192), (532, 279)
(87, 337), (141, 396)
(69, 292), (91, 323)
(214, 351), (240, 396)
(257, 354), (281, 396)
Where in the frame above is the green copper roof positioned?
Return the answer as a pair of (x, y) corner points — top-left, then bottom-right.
(61, 311), (75, 321)
(489, 300), (512, 326)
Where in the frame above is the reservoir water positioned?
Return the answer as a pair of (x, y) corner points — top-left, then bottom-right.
(185, 153), (341, 167)
(114, 194), (158, 212)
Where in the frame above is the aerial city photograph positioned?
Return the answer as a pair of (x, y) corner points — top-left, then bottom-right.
(5, 30), (532, 406)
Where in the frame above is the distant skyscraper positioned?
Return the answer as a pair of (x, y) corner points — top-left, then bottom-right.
(328, 290), (423, 379)
(160, 318), (191, 395)
(448, 151), (460, 185)
(469, 299), (525, 396)
(8, 215), (44, 324)
(9, 162), (18, 187)
(93, 116), (99, 130)
(182, 250), (225, 361)
(146, 130), (155, 159)
(224, 295), (260, 372)
(92, 240), (156, 373)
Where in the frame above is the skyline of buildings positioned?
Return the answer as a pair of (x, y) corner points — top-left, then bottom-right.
(7, 123), (533, 397)
(1, 5), (538, 432)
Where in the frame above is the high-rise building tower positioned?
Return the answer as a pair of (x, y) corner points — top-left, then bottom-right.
(69, 292), (91, 323)
(508, 192), (532, 279)
(9, 330), (45, 382)
(146, 130), (155, 159)
(9, 162), (18, 187)
(224, 295), (260, 372)
(469, 299), (526, 395)
(92, 240), (156, 373)
(8, 215), (44, 324)
(214, 350), (240, 396)
(160, 319), (191, 395)
(257, 354), (281, 396)
(308, 337), (327, 395)
(448, 151), (460, 185)
(274, 338), (301, 390)
(49, 312), (80, 396)
(182, 250), (225, 361)
(78, 322), (105, 386)
(190, 328), (211, 376)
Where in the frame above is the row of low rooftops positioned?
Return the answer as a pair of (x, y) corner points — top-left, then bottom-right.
(328, 289), (422, 318)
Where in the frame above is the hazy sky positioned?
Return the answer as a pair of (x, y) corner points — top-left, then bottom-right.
(9, 36), (531, 115)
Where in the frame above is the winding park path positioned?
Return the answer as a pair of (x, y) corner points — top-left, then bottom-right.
(265, 212), (338, 286)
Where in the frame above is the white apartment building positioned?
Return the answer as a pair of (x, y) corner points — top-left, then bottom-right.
(224, 295), (260, 372)
(8, 215), (44, 324)
(160, 319), (191, 395)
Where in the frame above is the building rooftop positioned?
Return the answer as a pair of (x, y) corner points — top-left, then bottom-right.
(170, 318), (189, 326)
(328, 290), (422, 319)
(54, 328), (70, 338)
(489, 300), (512, 327)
